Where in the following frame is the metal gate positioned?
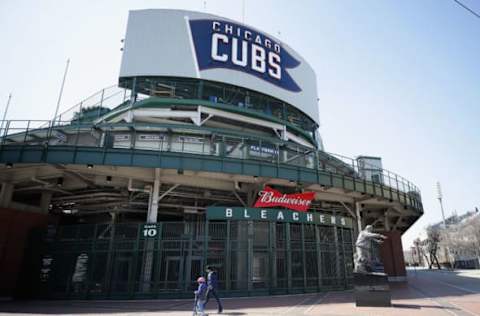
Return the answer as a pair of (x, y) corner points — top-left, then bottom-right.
(32, 220), (353, 299)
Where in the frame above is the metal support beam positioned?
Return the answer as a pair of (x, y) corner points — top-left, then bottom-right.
(270, 222), (277, 289)
(286, 222), (292, 291)
(247, 221), (253, 291)
(199, 113), (213, 126)
(392, 216), (403, 231)
(315, 225), (323, 289)
(233, 190), (247, 207)
(157, 184), (180, 202)
(301, 224), (307, 289)
(333, 218), (342, 284)
(54, 165), (95, 187)
(339, 201), (356, 220)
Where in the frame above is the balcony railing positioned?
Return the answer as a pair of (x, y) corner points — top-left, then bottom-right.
(0, 118), (421, 199)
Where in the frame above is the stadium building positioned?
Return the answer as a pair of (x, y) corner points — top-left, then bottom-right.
(0, 9), (422, 299)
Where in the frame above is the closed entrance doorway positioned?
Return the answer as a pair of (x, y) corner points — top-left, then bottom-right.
(111, 253), (133, 293)
(252, 252), (269, 289)
(163, 256), (203, 290)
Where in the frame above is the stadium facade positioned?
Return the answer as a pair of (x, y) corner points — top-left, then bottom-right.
(0, 9), (422, 299)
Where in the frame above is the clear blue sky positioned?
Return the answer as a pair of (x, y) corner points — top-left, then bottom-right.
(1, 0), (479, 247)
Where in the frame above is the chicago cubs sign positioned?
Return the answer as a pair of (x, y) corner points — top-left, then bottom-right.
(189, 19), (301, 92)
(119, 9), (319, 124)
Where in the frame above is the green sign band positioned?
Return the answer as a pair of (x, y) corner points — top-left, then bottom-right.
(206, 207), (353, 228)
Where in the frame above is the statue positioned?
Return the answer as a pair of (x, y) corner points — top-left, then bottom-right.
(354, 225), (387, 273)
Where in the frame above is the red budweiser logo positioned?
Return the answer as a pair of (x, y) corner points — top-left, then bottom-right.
(253, 186), (315, 212)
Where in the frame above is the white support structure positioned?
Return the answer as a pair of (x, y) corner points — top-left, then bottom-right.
(233, 190), (247, 207)
(100, 104), (316, 149)
(355, 201), (362, 232)
(339, 201), (357, 220)
(147, 168), (161, 223)
(0, 183), (14, 208)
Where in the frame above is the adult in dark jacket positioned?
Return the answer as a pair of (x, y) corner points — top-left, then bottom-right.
(205, 266), (223, 313)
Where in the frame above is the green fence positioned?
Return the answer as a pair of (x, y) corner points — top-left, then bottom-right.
(34, 221), (353, 300)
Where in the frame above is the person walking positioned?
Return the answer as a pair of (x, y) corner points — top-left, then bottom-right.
(205, 266), (223, 313)
(194, 277), (208, 316)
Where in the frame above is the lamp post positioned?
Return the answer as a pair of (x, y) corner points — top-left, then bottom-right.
(437, 182), (453, 269)
(0, 93), (12, 136)
(52, 59), (70, 126)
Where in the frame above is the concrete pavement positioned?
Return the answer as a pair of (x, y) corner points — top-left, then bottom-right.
(1, 269), (480, 316)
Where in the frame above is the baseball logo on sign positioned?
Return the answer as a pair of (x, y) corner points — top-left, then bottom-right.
(189, 19), (302, 92)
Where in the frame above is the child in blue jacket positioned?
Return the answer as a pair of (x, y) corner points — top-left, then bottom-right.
(194, 277), (208, 316)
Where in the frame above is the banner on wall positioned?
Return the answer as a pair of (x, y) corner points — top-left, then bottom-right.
(253, 186), (315, 212)
(206, 207), (352, 228)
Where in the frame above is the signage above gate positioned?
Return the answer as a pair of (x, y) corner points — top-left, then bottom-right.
(206, 207), (352, 228)
(253, 186), (315, 212)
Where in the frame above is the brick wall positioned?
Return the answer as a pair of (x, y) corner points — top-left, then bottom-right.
(380, 231), (406, 279)
(0, 208), (50, 298)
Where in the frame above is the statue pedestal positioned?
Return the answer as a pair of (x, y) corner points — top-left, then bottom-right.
(353, 272), (391, 307)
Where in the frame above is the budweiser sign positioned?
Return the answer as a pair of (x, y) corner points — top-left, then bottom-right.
(253, 186), (315, 212)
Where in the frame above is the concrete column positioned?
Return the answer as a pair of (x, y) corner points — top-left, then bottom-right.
(142, 168), (161, 293)
(0, 183), (14, 208)
(380, 231), (407, 281)
(354, 201), (362, 232)
(146, 168), (160, 223)
(384, 213), (391, 232)
(40, 192), (53, 213)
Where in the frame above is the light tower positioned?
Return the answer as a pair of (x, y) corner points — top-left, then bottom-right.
(437, 181), (452, 269)
(436, 181), (447, 227)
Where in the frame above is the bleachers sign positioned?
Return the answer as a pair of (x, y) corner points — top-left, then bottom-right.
(206, 207), (352, 228)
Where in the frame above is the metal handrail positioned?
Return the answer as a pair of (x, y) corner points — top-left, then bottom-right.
(38, 85), (132, 128)
(325, 151), (420, 194)
(0, 119), (421, 197)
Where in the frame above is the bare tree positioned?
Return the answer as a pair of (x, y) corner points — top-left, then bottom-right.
(426, 226), (442, 269)
(413, 238), (427, 266)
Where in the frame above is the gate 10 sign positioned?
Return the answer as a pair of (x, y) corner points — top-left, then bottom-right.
(143, 224), (158, 238)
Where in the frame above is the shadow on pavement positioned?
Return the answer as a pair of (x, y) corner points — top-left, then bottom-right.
(1, 270), (479, 315)
(0, 293), (320, 314)
(392, 303), (459, 311)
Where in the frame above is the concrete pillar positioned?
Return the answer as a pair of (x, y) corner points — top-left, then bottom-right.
(142, 168), (161, 293)
(380, 231), (407, 281)
(0, 183), (14, 208)
(354, 201), (362, 232)
(146, 168), (160, 223)
(384, 214), (391, 231)
(40, 192), (53, 213)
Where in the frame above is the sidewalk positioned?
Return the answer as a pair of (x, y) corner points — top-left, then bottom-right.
(1, 270), (479, 316)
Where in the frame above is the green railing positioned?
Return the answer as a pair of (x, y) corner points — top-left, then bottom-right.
(0, 118), (421, 197)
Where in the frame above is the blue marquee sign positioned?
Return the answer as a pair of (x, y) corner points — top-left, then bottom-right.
(189, 19), (302, 92)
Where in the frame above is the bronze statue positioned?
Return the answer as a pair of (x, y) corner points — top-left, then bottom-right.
(354, 225), (387, 273)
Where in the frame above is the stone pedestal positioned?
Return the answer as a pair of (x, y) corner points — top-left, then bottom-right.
(354, 272), (391, 307)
